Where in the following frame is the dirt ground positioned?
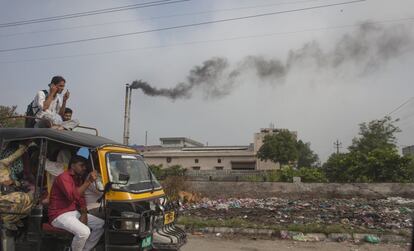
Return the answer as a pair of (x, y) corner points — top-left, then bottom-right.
(181, 235), (409, 251)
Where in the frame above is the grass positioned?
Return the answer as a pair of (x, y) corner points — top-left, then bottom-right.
(177, 216), (404, 236)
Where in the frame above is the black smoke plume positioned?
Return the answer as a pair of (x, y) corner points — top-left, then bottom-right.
(133, 22), (413, 100)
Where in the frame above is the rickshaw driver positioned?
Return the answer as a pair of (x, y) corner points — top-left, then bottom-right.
(48, 156), (104, 251)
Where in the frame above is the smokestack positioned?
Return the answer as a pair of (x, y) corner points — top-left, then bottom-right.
(123, 84), (130, 145)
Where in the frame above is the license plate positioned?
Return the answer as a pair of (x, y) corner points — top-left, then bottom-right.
(141, 235), (152, 249)
(164, 211), (175, 225)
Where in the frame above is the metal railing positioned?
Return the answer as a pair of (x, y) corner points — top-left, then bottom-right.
(184, 170), (274, 182)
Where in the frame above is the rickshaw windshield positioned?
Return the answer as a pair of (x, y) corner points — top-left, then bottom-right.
(106, 153), (161, 192)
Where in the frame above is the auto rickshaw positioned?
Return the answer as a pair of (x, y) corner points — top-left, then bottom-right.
(0, 128), (186, 251)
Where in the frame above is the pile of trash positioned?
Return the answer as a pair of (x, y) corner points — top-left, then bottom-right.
(181, 197), (414, 230)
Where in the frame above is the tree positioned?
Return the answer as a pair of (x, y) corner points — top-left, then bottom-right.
(323, 152), (361, 182)
(323, 116), (414, 183)
(349, 116), (399, 154)
(257, 129), (298, 165)
(296, 140), (320, 168)
(0, 105), (24, 128)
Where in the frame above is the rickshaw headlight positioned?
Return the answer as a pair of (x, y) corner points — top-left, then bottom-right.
(119, 212), (140, 231)
(121, 220), (140, 231)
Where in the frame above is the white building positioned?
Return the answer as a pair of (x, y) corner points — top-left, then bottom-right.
(139, 128), (295, 171)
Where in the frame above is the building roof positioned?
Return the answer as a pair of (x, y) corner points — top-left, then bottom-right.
(181, 146), (250, 151)
(142, 144), (255, 158)
(160, 137), (204, 147)
(0, 128), (119, 148)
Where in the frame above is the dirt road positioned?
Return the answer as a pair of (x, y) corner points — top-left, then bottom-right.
(181, 235), (409, 251)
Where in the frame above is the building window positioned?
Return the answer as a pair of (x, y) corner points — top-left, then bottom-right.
(166, 157), (171, 163)
(215, 166), (224, 170)
(231, 161), (256, 170)
(217, 158), (222, 163)
(192, 166), (200, 170)
(195, 159), (199, 163)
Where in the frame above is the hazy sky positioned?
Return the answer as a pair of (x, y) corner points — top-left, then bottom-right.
(0, 0), (413, 161)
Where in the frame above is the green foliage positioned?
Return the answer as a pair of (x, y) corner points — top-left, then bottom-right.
(323, 153), (355, 182)
(296, 167), (327, 182)
(349, 116), (399, 154)
(0, 105), (24, 128)
(257, 129), (298, 165)
(161, 176), (187, 200)
(178, 216), (365, 235)
(148, 164), (188, 199)
(148, 164), (163, 179)
(296, 140), (320, 168)
(323, 116), (414, 183)
(257, 130), (320, 168)
(244, 167), (327, 183)
(278, 166), (327, 183)
(148, 164), (187, 180)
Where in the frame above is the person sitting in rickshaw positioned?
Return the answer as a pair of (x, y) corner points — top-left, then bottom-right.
(29, 76), (78, 130)
(48, 155), (104, 251)
(0, 141), (34, 230)
(31, 76), (69, 128)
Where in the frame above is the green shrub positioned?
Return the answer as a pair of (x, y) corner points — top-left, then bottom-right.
(149, 164), (187, 180)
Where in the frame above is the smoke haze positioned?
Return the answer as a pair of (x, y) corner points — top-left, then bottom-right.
(134, 22), (413, 100)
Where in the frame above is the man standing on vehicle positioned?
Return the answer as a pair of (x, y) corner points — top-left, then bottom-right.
(48, 156), (104, 251)
(32, 76), (70, 128)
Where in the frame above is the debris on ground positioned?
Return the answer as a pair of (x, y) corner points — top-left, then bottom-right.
(364, 235), (380, 244)
(181, 197), (414, 231)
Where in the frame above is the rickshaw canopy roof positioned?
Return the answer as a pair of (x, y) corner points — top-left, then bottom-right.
(0, 128), (120, 148)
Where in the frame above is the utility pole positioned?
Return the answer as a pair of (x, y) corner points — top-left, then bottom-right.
(334, 139), (342, 154)
(145, 131), (148, 146)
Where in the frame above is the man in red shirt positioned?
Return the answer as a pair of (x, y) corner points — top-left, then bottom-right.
(48, 155), (104, 251)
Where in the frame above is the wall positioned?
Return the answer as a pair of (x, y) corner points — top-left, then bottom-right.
(145, 155), (256, 171)
(186, 181), (414, 199)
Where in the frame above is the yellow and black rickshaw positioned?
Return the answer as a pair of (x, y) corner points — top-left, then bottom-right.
(0, 128), (186, 251)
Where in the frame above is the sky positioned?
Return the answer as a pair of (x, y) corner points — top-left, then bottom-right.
(0, 0), (413, 161)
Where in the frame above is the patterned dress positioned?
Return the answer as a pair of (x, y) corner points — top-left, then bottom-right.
(0, 144), (33, 230)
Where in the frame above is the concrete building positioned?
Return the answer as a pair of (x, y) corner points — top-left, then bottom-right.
(139, 128), (295, 171)
(159, 137), (204, 148)
(403, 145), (414, 156)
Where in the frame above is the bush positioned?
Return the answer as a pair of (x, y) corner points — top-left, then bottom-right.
(296, 167), (327, 182)
(323, 150), (414, 183)
(161, 176), (188, 200)
(148, 164), (189, 199)
(244, 167), (326, 183)
(149, 164), (187, 180)
(149, 164), (163, 180)
(277, 166), (327, 183)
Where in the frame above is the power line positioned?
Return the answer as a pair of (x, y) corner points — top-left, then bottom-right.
(387, 97), (414, 116)
(0, 0), (366, 53)
(2, 16), (413, 64)
(0, 0), (189, 28)
(0, 0), (330, 38)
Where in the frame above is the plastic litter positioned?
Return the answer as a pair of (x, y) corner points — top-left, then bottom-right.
(292, 233), (306, 242)
(364, 235), (380, 244)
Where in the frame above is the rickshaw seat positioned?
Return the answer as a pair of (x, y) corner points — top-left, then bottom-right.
(42, 223), (72, 235)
